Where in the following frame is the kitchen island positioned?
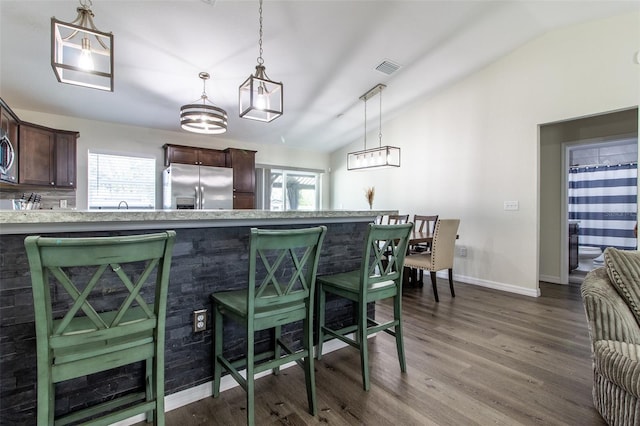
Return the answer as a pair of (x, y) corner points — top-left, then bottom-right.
(0, 209), (395, 424)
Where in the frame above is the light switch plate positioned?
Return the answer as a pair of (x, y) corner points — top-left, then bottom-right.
(504, 200), (519, 211)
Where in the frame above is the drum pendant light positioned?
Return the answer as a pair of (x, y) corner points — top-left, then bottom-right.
(239, 0), (283, 122)
(180, 72), (228, 135)
(51, 0), (114, 91)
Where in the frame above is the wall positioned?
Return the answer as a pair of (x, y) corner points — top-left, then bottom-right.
(330, 12), (639, 296)
(11, 109), (331, 210)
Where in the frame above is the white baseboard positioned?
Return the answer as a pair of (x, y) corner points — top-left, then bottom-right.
(443, 271), (541, 297)
(111, 337), (350, 426)
(539, 274), (566, 285)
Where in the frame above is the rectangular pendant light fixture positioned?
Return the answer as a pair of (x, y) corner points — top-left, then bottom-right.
(347, 83), (401, 171)
(51, 1), (114, 91)
(238, 0), (283, 122)
(239, 66), (283, 122)
(347, 146), (401, 170)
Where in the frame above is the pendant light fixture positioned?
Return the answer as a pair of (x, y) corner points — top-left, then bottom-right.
(51, 0), (114, 91)
(347, 84), (401, 171)
(239, 0), (283, 122)
(180, 72), (228, 135)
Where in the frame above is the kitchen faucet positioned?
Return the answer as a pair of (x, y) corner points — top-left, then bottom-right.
(118, 201), (129, 210)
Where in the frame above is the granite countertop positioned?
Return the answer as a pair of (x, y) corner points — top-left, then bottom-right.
(0, 209), (395, 234)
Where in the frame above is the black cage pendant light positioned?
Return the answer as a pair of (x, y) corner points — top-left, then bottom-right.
(347, 84), (401, 171)
(180, 72), (228, 134)
(51, 0), (114, 91)
(239, 0), (283, 122)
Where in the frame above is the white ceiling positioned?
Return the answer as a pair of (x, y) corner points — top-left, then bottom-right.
(1, 0), (637, 153)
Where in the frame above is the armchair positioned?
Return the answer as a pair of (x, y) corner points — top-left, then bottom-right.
(581, 248), (640, 425)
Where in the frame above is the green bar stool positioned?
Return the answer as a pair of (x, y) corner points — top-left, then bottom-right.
(24, 231), (176, 426)
(211, 226), (327, 426)
(316, 222), (413, 391)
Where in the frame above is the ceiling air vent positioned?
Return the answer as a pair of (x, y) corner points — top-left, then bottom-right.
(375, 60), (401, 75)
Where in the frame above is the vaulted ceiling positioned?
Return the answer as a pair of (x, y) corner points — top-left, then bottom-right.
(1, 1), (636, 153)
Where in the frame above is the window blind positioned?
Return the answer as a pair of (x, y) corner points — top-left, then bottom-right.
(88, 152), (156, 209)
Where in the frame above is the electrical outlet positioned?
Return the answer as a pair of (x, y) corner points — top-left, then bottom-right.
(193, 309), (207, 333)
(59, 199), (67, 208)
(457, 246), (467, 257)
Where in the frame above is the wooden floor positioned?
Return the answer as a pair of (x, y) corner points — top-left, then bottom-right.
(155, 280), (604, 425)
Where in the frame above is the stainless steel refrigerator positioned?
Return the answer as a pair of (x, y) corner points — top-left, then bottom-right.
(163, 163), (233, 209)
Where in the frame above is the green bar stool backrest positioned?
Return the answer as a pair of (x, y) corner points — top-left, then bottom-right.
(250, 227), (325, 307)
(24, 231), (176, 426)
(361, 223), (413, 290)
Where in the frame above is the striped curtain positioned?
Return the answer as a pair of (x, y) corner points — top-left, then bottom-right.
(568, 163), (637, 250)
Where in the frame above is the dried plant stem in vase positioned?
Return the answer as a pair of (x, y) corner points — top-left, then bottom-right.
(365, 187), (375, 209)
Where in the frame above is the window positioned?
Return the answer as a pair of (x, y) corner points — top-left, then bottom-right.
(257, 168), (321, 211)
(88, 152), (155, 209)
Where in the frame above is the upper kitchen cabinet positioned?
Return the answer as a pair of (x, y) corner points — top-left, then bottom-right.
(164, 144), (226, 167)
(19, 122), (78, 188)
(225, 148), (256, 209)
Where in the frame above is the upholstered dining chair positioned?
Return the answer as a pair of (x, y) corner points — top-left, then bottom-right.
(316, 222), (413, 391)
(211, 226), (326, 426)
(24, 231), (176, 426)
(404, 219), (460, 302)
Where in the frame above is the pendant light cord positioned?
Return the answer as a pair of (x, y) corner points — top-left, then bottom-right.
(363, 98), (367, 150)
(378, 90), (383, 147)
(257, 0), (264, 65)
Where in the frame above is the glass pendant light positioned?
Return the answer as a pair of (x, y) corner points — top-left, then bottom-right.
(51, 0), (113, 91)
(239, 0), (283, 122)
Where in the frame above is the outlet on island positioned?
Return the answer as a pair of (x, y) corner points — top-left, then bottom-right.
(193, 309), (207, 333)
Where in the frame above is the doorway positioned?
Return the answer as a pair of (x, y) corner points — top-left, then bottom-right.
(539, 107), (639, 285)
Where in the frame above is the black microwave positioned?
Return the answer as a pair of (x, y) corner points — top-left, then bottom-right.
(0, 128), (17, 183)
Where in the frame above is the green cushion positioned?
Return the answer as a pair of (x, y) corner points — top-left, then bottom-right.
(604, 247), (640, 325)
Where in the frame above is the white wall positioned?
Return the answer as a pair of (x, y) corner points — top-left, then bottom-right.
(12, 109), (331, 210)
(329, 12), (640, 296)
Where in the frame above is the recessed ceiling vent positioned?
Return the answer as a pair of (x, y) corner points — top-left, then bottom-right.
(375, 60), (401, 75)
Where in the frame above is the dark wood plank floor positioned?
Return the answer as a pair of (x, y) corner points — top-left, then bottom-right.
(151, 280), (604, 425)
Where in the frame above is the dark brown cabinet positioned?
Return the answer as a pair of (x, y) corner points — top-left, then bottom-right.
(19, 123), (78, 188)
(164, 144), (226, 167)
(225, 148), (256, 209)
(232, 192), (256, 210)
(55, 133), (77, 188)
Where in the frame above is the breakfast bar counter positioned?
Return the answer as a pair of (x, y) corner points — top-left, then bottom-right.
(0, 209), (395, 234)
(0, 209), (394, 423)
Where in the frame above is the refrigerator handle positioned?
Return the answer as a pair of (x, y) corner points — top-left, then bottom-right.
(200, 186), (205, 209)
(194, 186), (200, 209)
